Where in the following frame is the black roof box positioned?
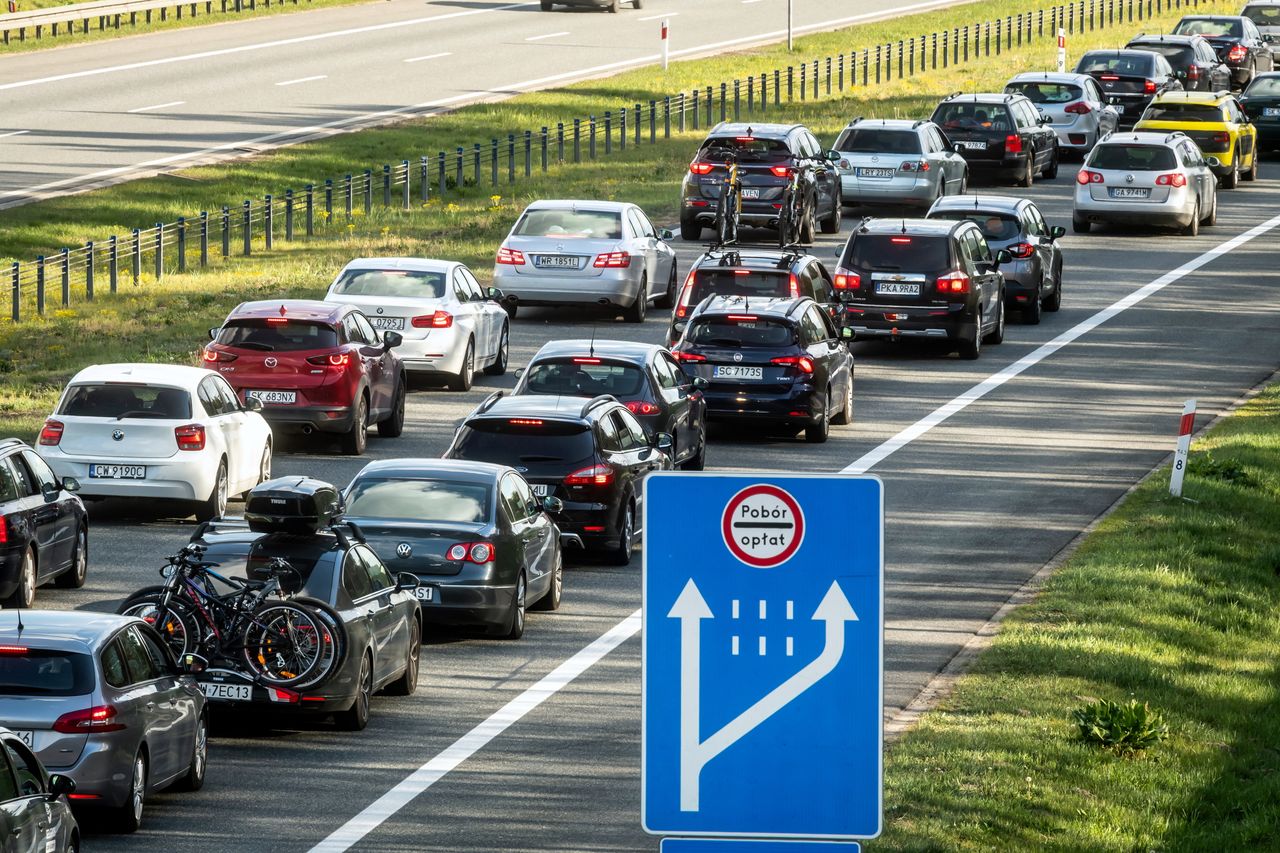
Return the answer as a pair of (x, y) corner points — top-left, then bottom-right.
(245, 477), (343, 535)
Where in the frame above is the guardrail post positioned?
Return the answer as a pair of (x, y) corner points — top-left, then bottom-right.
(304, 187), (314, 236)
(995, 19), (1001, 55)
(10, 263), (18, 323)
(524, 130), (532, 177)
(875, 47), (881, 83)
(789, 65), (796, 100)
(200, 211), (209, 265)
(285, 191), (295, 241)
(541, 128), (548, 171)
(691, 91), (699, 130)
(825, 57), (832, 94)
(774, 69), (781, 105)
(401, 160), (410, 209)
(363, 169), (372, 215)
(635, 103), (642, 145)
(263, 196), (273, 251)
(761, 75), (768, 111)
(605, 112), (613, 154)
(85, 243), (94, 301)
(344, 175), (353, 219)
(60, 248), (70, 306)
(129, 230), (139, 282)
(619, 110), (626, 151)
(507, 134), (516, 183)
(221, 208), (230, 257)
(664, 97), (671, 138)
(383, 165), (392, 207)
(573, 119), (582, 163)
(177, 218), (187, 272)
(438, 152), (446, 199)
(154, 225), (163, 280)
(649, 101), (656, 143)
(418, 158), (429, 204)
(705, 86), (713, 124)
(589, 118), (597, 159)
(910, 37), (916, 73)
(492, 139), (500, 184)
(732, 80), (740, 120)
(109, 236), (118, 293)
(242, 202), (251, 257)
(557, 123), (565, 162)
(35, 257), (45, 315)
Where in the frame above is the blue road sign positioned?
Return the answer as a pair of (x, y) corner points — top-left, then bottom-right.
(642, 474), (884, 840)
(661, 840), (861, 852)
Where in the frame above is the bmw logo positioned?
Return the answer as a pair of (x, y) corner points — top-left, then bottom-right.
(264, 357), (278, 368)
(395, 542), (413, 559)
(376, 307), (385, 315)
(732, 352), (743, 363)
(111, 429), (124, 441)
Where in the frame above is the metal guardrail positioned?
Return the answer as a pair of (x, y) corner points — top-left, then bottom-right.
(0, 0), (311, 44)
(2, 0), (1212, 321)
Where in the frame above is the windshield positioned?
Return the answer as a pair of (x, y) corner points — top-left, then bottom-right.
(1245, 75), (1280, 96)
(1173, 17), (1243, 37)
(216, 319), (339, 352)
(59, 383), (192, 419)
(832, 128), (921, 154)
(0, 650), (94, 697)
(844, 235), (951, 271)
(687, 318), (795, 348)
(697, 136), (791, 163)
(1077, 52), (1157, 75)
(346, 478), (491, 524)
(932, 104), (1014, 131)
(451, 421), (595, 466)
(330, 269), (446, 299)
(1244, 4), (1280, 25)
(1141, 103), (1225, 122)
(1089, 144), (1178, 170)
(1005, 82), (1083, 104)
(1130, 44), (1195, 65)
(513, 209), (622, 239)
(523, 360), (646, 397)
(201, 538), (331, 598)
(691, 269), (792, 303)
(929, 212), (1021, 241)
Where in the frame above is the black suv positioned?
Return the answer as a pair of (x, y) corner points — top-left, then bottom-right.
(444, 395), (673, 564)
(667, 247), (843, 346)
(679, 122), (842, 242)
(0, 438), (87, 608)
(1126, 34), (1232, 92)
(834, 218), (1010, 359)
(513, 339), (708, 470)
(1075, 50), (1183, 127)
(929, 93), (1060, 187)
(671, 296), (854, 443)
(1172, 15), (1274, 88)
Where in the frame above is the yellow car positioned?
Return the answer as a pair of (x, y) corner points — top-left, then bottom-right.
(1134, 90), (1259, 187)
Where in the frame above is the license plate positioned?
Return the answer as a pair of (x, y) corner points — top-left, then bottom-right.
(11, 731), (32, 748)
(247, 390), (297, 405)
(1109, 102), (1126, 113)
(1264, 107), (1280, 117)
(741, 188), (761, 199)
(875, 282), (922, 296)
(88, 464), (146, 479)
(530, 484), (551, 497)
(856, 167), (895, 178)
(713, 365), (764, 380)
(414, 586), (435, 603)
(534, 255), (580, 269)
(957, 140), (987, 150)
(368, 316), (405, 331)
(1109, 187), (1150, 198)
(199, 682), (251, 702)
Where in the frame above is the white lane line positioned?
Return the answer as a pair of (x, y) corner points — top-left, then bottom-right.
(276, 75), (327, 86)
(404, 51), (452, 63)
(743, 0), (765, 5)
(308, 611), (642, 853)
(126, 101), (185, 113)
(638, 11), (675, 20)
(0, 130), (29, 139)
(526, 30), (569, 41)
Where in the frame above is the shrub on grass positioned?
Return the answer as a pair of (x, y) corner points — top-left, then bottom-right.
(1072, 699), (1169, 756)
(1188, 452), (1252, 486)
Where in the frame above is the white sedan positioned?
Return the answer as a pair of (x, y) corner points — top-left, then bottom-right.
(324, 258), (510, 392)
(35, 364), (273, 520)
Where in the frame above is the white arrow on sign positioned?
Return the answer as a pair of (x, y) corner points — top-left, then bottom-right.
(667, 579), (858, 812)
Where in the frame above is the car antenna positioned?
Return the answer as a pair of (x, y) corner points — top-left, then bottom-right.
(589, 325), (597, 359)
(901, 219), (907, 234)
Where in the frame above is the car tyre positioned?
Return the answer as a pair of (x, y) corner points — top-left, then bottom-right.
(194, 461), (228, 522)
(384, 618), (420, 696)
(805, 398), (830, 444)
(4, 546), (36, 608)
(1071, 214), (1090, 234)
(819, 199), (841, 234)
(959, 312), (983, 360)
(112, 751), (147, 833)
(679, 218), (702, 241)
(984, 297), (1005, 344)
(256, 441), (272, 487)
(377, 378), (406, 437)
(607, 0), (617, 11)
(1222, 151), (1240, 189)
(530, 551), (563, 612)
(1204, 189), (1218, 226)
(1182, 200), (1201, 236)
(831, 377), (853, 426)
(342, 396), (369, 455)
(56, 526), (88, 589)
(1043, 145), (1059, 179)
(1043, 261), (1062, 312)
(624, 278), (648, 323)
(632, 0), (642, 7)
(655, 263), (678, 309)
(1018, 156), (1034, 188)
(448, 340), (475, 391)
(680, 433), (707, 470)
(335, 654), (373, 731)
(173, 714), (208, 792)
(799, 202), (817, 243)
(504, 573), (527, 639)
(958, 169), (969, 195)
(1243, 148), (1259, 182)
(540, 0), (552, 8)
(484, 325), (510, 376)
(1024, 285), (1042, 325)
(607, 502), (635, 565)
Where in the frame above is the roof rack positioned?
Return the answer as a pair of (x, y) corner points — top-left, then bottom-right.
(193, 517), (251, 539)
(580, 394), (618, 418)
(476, 390), (504, 414)
(332, 520), (366, 545)
(846, 115), (864, 126)
(714, 249), (743, 266)
(943, 91), (964, 100)
(1165, 131), (1187, 141)
(911, 119), (925, 129)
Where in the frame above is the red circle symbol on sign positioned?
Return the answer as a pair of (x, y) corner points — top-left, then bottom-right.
(721, 484), (805, 568)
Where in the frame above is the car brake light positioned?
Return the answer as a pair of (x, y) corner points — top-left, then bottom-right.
(936, 271), (971, 294)
(769, 165), (792, 178)
(1076, 170), (1104, 184)
(564, 464), (614, 486)
(890, 237), (912, 244)
(625, 401), (660, 415)
(38, 419), (63, 447)
(572, 357), (602, 364)
(175, 424), (206, 451)
(1004, 134), (1023, 154)
(899, 160), (930, 172)
(447, 542), (495, 564)
(496, 247), (525, 265)
(670, 350), (706, 363)
(689, 162), (716, 175)
(735, 136), (755, 142)
(833, 266), (861, 290)
(1188, 64), (1201, 80)
(0, 645), (25, 654)
(675, 269), (696, 319)
(306, 352), (351, 366)
(0, 521), (6, 546)
(1155, 172), (1188, 187)
(1100, 74), (1120, 80)
(202, 349), (237, 363)
(1144, 79), (1158, 94)
(265, 317), (289, 326)
(53, 705), (126, 734)
(771, 355), (815, 374)
(1228, 44), (1248, 62)
(593, 252), (631, 268)
(1210, 131), (1231, 146)
(726, 315), (758, 322)
(412, 310), (453, 328)
(508, 418), (544, 426)
(1064, 101), (1093, 115)
(1009, 242), (1035, 259)
(788, 274), (800, 297)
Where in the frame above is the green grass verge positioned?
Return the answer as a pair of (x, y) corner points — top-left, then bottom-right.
(0, 0), (1235, 439)
(871, 383), (1280, 851)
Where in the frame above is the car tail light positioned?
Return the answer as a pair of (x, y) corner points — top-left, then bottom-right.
(496, 247), (525, 265)
(38, 419), (63, 447)
(899, 160), (930, 172)
(572, 357), (602, 364)
(202, 349), (237, 363)
(1155, 173), (1188, 187)
(53, 705), (125, 734)
(1009, 242), (1035, 259)
(625, 401), (660, 415)
(726, 315), (758, 322)
(508, 418), (544, 426)
(890, 237), (912, 244)
(1064, 101), (1092, 115)
(265, 687), (299, 704)
(689, 162), (716, 175)
(1188, 64), (1201, 81)
(307, 352), (351, 366)
(446, 542), (495, 564)
(1100, 74), (1120, 80)
(833, 266), (862, 290)
(412, 310), (453, 328)
(565, 464), (614, 487)
(1210, 131), (1231, 147)
(1144, 79), (1158, 94)
(1076, 169), (1104, 184)
(769, 165), (792, 178)
(0, 522), (7, 546)
(1228, 44), (1248, 62)
(593, 251), (631, 268)
(936, 271), (971, 294)
(175, 424), (206, 451)
(1004, 134), (1023, 154)
(0, 645), (25, 654)
(675, 269), (696, 319)
(670, 350), (706, 363)
(788, 274), (800, 297)
(771, 355), (815, 374)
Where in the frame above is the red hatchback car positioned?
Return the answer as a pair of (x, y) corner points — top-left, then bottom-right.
(203, 300), (406, 454)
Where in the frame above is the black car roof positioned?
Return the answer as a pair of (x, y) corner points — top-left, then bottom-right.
(930, 194), (1028, 214)
(940, 92), (1021, 105)
(706, 122), (802, 138)
(695, 295), (810, 320)
(1128, 34), (1203, 44)
(530, 339), (662, 363)
(350, 458), (508, 484)
(471, 394), (614, 423)
(856, 217), (962, 237)
(193, 525), (346, 555)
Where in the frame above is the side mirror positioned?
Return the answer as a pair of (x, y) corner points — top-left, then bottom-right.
(243, 395), (265, 412)
(994, 249), (1013, 266)
(514, 366), (526, 379)
(658, 228), (675, 240)
(208, 327), (220, 341)
(486, 285), (505, 302)
(47, 774), (75, 802)
(840, 327), (855, 342)
(1039, 114), (1052, 125)
(1205, 155), (1222, 167)
(824, 149), (842, 161)
(1049, 225), (1066, 240)
(692, 376), (709, 390)
(383, 330), (403, 348)
(178, 652), (209, 674)
(542, 495), (564, 514)
(653, 432), (674, 451)
(61, 476), (80, 493)
(395, 572), (421, 591)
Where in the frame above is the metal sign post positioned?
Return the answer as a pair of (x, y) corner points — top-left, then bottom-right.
(787, 0), (794, 51)
(1056, 27), (1066, 72)
(662, 19), (670, 70)
(1169, 399), (1196, 497)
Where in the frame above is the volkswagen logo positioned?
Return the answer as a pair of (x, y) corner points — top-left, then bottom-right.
(1125, 174), (1135, 184)
(395, 542), (413, 559)
(264, 357), (278, 368)
(111, 429), (124, 442)
(870, 155), (878, 162)
(732, 352), (744, 363)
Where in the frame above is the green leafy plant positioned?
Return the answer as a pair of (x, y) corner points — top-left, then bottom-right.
(1188, 452), (1252, 486)
(1072, 699), (1169, 756)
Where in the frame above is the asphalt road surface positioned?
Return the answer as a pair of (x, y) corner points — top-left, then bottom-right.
(26, 163), (1280, 851)
(0, 0), (969, 206)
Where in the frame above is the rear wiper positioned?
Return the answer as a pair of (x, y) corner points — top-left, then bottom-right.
(702, 338), (743, 348)
(116, 410), (162, 420)
(519, 455), (562, 462)
(235, 342), (275, 351)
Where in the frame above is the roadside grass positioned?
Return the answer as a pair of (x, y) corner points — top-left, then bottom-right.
(0, 0), (1233, 439)
(870, 383), (1280, 851)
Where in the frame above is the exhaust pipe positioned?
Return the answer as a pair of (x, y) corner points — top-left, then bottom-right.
(596, 297), (612, 306)
(300, 424), (314, 435)
(559, 533), (585, 550)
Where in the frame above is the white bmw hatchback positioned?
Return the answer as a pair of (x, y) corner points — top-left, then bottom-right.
(324, 258), (510, 392)
(35, 364), (273, 520)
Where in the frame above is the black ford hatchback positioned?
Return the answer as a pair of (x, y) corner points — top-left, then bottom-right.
(0, 438), (87, 608)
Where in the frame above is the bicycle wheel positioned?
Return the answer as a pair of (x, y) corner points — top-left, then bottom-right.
(119, 592), (201, 659)
(715, 183), (732, 244)
(240, 601), (346, 689)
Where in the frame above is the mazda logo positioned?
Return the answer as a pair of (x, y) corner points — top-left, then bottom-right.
(111, 429), (124, 442)
(732, 352), (743, 363)
(395, 543), (412, 559)
(264, 357), (278, 368)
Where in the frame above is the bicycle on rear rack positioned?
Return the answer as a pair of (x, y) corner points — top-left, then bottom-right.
(713, 153), (742, 246)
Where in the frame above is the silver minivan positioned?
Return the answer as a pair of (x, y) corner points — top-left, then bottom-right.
(0, 611), (207, 833)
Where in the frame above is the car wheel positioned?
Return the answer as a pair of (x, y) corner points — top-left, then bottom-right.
(607, 502), (635, 565)
(530, 551), (563, 612)
(1071, 214), (1091, 234)
(819, 198), (841, 234)
(655, 263), (678, 309)
(632, 0), (642, 7)
(112, 751), (147, 833)
(680, 218), (702, 241)
(503, 301), (518, 320)
(984, 297), (1005, 344)
(174, 714), (208, 792)
(680, 432), (707, 470)
(1244, 148), (1259, 182)
(1018, 156), (1034, 188)
(385, 618), (420, 696)
(504, 573), (528, 639)
(1183, 200), (1201, 236)
(56, 526), (88, 589)
(624, 277), (648, 323)
(256, 441), (272, 486)
(1222, 151), (1240, 189)
(799, 202), (817, 243)
(342, 396), (369, 455)
(959, 312), (983, 360)
(484, 325), (510, 376)
(958, 169), (969, 195)
(831, 376), (853, 426)
(1024, 284), (1042, 325)
(4, 546), (36, 608)
(1204, 189), (1218, 225)
(805, 396), (830, 444)
(335, 654), (373, 731)
(1043, 145), (1059, 179)
(194, 461), (228, 522)
(607, 0), (617, 11)
(1043, 261), (1062, 312)
(376, 378), (406, 437)
(540, 0), (552, 8)
(448, 340), (475, 391)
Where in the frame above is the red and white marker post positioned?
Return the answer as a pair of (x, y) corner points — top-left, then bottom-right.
(1056, 28), (1067, 72)
(661, 19), (670, 71)
(1169, 399), (1196, 497)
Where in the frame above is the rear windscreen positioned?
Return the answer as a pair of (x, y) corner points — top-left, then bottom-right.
(697, 136), (791, 163)
(929, 212), (1021, 242)
(200, 539), (329, 598)
(692, 269), (791, 303)
(1173, 17), (1243, 37)
(512, 210), (622, 239)
(346, 478), (491, 524)
(1141, 103), (1225, 122)
(59, 384), (192, 419)
(331, 269), (446, 299)
(216, 319), (339, 352)
(932, 104), (1014, 132)
(452, 421), (595, 466)
(0, 650), (94, 697)
(523, 360), (646, 397)
(687, 318), (796, 348)
(1088, 144), (1178, 170)
(844, 235), (951, 271)
(832, 128), (922, 154)
(1076, 52), (1156, 75)
(1130, 44), (1196, 66)
(1245, 75), (1280, 95)
(1244, 5), (1280, 25)
(1005, 82), (1083, 104)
